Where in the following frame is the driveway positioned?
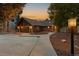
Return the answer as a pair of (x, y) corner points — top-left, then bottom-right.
(0, 33), (57, 56)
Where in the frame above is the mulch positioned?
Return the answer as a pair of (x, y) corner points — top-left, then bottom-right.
(50, 32), (79, 56)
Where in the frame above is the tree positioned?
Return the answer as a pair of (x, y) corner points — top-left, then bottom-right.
(48, 3), (79, 31)
(0, 3), (25, 32)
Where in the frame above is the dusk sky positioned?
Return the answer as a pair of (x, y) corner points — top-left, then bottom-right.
(21, 3), (49, 20)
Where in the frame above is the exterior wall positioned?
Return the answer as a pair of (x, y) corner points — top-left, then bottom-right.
(17, 25), (55, 33)
(33, 26), (54, 33)
(33, 26), (40, 32)
(21, 26), (30, 33)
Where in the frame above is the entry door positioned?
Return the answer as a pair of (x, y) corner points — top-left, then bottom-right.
(24, 26), (29, 33)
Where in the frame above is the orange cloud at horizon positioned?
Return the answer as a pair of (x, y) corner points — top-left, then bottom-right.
(21, 9), (49, 20)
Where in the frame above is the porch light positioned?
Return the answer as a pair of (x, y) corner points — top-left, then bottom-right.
(21, 26), (23, 29)
(48, 26), (50, 29)
(29, 26), (32, 29)
(17, 26), (20, 29)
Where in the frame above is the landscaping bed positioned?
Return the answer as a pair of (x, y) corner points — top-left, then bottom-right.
(50, 32), (79, 56)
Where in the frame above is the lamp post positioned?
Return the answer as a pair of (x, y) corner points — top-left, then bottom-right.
(68, 18), (77, 56)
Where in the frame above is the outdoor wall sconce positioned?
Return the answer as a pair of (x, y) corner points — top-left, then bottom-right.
(48, 26), (50, 29)
(17, 26), (20, 29)
(21, 26), (23, 29)
(29, 26), (32, 29)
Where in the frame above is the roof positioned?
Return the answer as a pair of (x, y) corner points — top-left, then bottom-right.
(18, 18), (54, 26)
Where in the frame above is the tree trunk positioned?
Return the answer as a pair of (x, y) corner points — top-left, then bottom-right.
(3, 20), (9, 32)
(56, 26), (61, 32)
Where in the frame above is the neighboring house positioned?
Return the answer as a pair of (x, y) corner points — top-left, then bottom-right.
(16, 18), (55, 33)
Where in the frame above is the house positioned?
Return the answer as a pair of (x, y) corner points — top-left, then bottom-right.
(16, 18), (56, 33)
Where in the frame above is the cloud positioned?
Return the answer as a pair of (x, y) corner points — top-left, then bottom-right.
(21, 9), (48, 20)
(21, 4), (49, 20)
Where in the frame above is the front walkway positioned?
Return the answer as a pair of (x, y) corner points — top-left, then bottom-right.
(0, 32), (57, 56)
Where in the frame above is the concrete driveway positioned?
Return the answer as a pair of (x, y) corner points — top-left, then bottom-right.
(0, 33), (57, 56)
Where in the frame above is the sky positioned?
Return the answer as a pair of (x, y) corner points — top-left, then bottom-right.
(21, 3), (49, 20)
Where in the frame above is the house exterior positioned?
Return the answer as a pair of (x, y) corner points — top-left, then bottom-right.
(16, 18), (55, 33)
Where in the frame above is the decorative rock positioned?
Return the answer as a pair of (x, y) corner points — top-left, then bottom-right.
(61, 39), (67, 43)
